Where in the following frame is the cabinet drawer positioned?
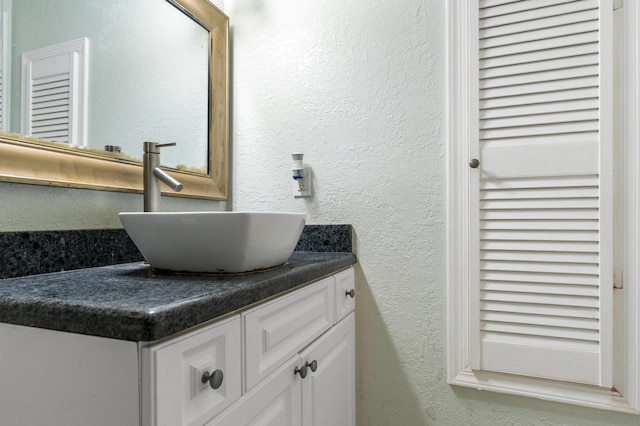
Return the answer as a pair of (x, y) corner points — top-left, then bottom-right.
(334, 268), (355, 323)
(243, 277), (334, 392)
(150, 315), (242, 426)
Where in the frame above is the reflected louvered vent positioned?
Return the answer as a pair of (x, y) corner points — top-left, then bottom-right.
(30, 74), (71, 143)
(21, 38), (88, 147)
(0, 70), (4, 130)
(474, 0), (611, 386)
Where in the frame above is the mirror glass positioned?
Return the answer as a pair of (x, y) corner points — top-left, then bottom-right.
(3, 0), (208, 172)
(0, 0), (228, 199)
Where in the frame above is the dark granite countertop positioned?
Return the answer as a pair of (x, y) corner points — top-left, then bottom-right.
(0, 251), (356, 342)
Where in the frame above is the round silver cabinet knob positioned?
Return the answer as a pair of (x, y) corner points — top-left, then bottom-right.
(469, 159), (480, 168)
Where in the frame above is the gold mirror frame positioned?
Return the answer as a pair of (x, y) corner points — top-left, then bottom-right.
(0, 0), (228, 200)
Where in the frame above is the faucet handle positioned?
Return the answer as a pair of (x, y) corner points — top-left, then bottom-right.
(144, 141), (177, 154)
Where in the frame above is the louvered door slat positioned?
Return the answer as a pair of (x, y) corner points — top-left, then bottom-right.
(32, 111), (71, 121)
(482, 311), (599, 329)
(481, 291), (598, 308)
(481, 211), (599, 221)
(482, 260), (599, 275)
(481, 65), (599, 90)
(480, 99), (597, 120)
(481, 76), (599, 100)
(481, 44), (599, 69)
(480, 0), (531, 9)
(480, 54), (598, 80)
(471, 0), (612, 387)
(480, 21), (598, 50)
(481, 301), (598, 320)
(481, 198), (598, 210)
(480, 32), (599, 60)
(482, 281), (599, 296)
(479, 1), (598, 29)
(481, 231), (598, 244)
(480, 87), (599, 110)
(481, 220), (598, 230)
(481, 186), (598, 199)
(480, 0), (578, 18)
(33, 84), (71, 98)
(34, 78), (72, 91)
(32, 122), (70, 131)
(481, 109), (598, 130)
(481, 322), (599, 341)
(480, 9), (598, 39)
(32, 89), (70, 105)
(481, 240), (598, 254)
(481, 175), (599, 189)
(32, 105), (69, 115)
(482, 250), (598, 263)
(32, 99), (70, 111)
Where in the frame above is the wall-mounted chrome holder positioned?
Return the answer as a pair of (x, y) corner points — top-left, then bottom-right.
(292, 153), (312, 198)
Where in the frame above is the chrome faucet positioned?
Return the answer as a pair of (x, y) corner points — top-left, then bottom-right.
(143, 142), (183, 212)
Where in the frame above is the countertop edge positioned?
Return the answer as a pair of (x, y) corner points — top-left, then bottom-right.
(0, 252), (357, 341)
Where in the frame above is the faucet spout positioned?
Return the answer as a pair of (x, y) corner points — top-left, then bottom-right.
(153, 167), (183, 192)
(143, 142), (183, 212)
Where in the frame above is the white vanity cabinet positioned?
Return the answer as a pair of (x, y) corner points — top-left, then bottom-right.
(210, 268), (355, 426)
(0, 267), (355, 426)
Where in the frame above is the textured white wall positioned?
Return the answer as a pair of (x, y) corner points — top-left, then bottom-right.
(224, 0), (639, 424)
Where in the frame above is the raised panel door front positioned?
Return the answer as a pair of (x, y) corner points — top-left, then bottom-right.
(207, 355), (302, 426)
(301, 312), (355, 426)
(150, 315), (242, 426)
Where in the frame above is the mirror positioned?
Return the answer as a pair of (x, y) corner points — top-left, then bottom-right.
(0, 0), (228, 200)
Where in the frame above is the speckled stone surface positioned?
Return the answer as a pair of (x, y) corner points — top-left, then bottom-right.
(295, 224), (352, 252)
(0, 229), (143, 279)
(0, 251), (356, 342)
(0, 225), (351, 279)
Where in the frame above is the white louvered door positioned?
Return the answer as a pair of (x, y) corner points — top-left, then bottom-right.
(469, 0), (613, 386)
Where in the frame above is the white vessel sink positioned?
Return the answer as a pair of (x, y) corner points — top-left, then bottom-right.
(119, 212), (306, 273)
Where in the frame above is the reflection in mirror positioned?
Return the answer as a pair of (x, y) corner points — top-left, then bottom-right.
(0, 0), (228, 200)
(0, 0), (10, 130)
(5, 0), (208, 171)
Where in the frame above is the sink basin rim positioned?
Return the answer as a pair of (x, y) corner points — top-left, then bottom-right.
(119, 211), (306, 273)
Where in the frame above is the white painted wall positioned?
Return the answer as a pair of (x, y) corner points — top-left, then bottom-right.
(0, 182), (223, 231)
(223, 0), (640, 424)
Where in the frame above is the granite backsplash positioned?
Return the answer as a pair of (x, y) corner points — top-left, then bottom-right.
(0, 224), (353, 279)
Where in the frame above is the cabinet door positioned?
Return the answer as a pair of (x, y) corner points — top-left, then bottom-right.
(300, 312), (355, 426)
(207, 355), (302, 426)
(334, 268), (355, 323)
(148, 315), (242, 426)
(243, 277), (334, 392)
